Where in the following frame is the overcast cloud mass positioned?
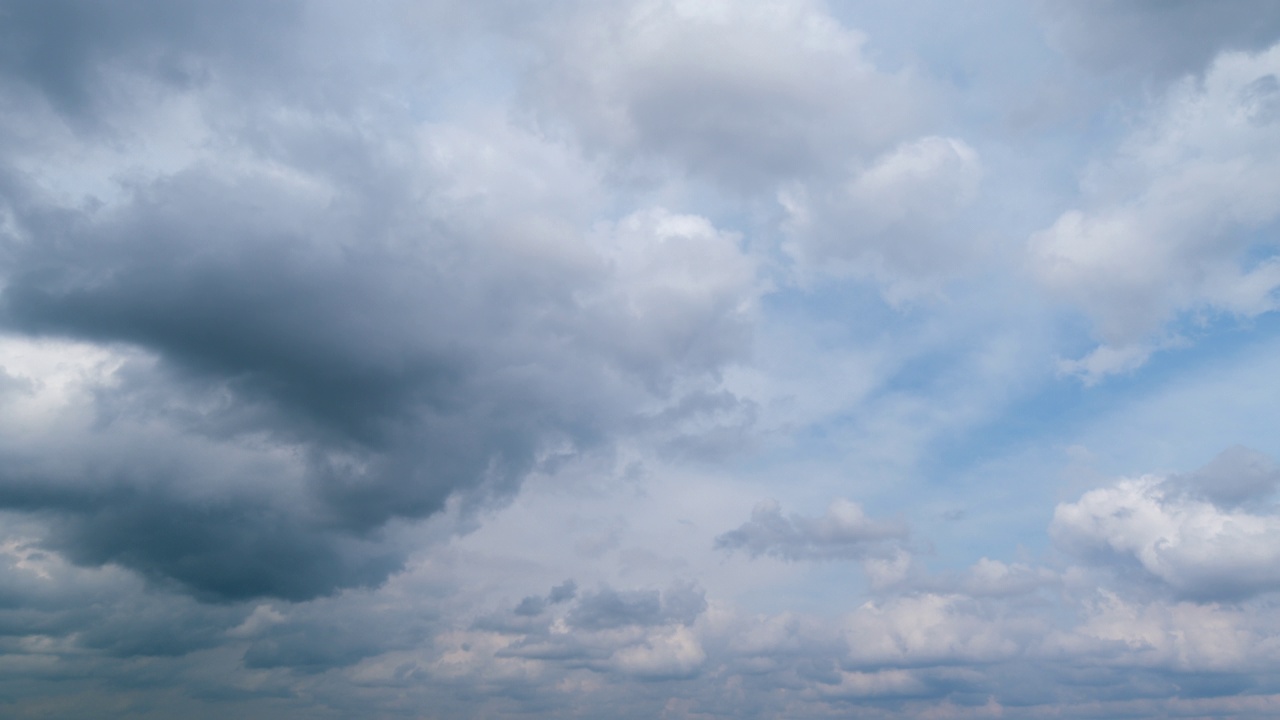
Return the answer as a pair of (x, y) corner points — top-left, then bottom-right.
(4, 1), (1280, 718)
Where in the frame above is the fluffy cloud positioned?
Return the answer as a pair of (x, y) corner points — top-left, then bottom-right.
(0, 3), (763, 602)
(1031, 42), (1280, 378)
(525, 0), (921, 189)
(1047, 591), (1265, 673)
(842, 593), (1034, 668)
(1052, 448), (1280, 600)
(525, 0), (990, 302)
(6, 2), (1280, 719)
(781, 135), (983, 299)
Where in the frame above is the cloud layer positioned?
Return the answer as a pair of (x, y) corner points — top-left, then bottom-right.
(3, 1), (1280, 718)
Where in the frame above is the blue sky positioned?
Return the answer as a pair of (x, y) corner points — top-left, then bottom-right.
(4, 1), (1280, 717)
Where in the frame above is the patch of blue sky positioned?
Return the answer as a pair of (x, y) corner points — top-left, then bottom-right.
(758, 276), (905, 345)
(1073, 318), (1280, 472)
(905, 307), (1280, 568)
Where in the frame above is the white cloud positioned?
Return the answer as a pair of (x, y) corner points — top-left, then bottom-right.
(841, 594), (1030, 667)
(1052, 451), (1280, 600)
(1031, 42), (1280, 375)
(782, 135), (984, 300)
(1048, 591), (1260, 672)
(584, 207), (761, 385)
(960, 558), (1057, 598)
(609, 625), (706, 679)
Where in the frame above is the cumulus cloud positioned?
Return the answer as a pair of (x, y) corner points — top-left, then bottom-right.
(842, 593), (1033, 668)
(957, 558), (1058, 599)
(1031, 42), (1280, 377)
(781, 135), (984, 299)
(0, 2), (763, 602)
(524, 0), (989, 301)
(1052, 448), (1280, 600)
(1046, 590), (1263, 673)
(608, 625), (707, 679)
(525, 0), (921, 189)
(6, 2), (1280, 719)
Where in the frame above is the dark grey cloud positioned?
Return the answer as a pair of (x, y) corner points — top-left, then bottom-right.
(513, 596), (547, 617)
(0, 0), (300, 130)
(0, 0), (759, 604)
(0, 527), (251, 664)
(547, 579), (577, 604)
(243, 614), (429, 674)
(42, 486), (400, 603)
(0, 178), (741, 598)
(512, 579), (578, 617)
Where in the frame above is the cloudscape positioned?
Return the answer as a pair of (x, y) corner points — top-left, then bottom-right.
(4, 1), (1280, 718)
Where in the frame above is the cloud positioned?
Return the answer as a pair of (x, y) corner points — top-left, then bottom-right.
(715, 498), (908, 563)
(0, 0), (300, 126)
(1031, 41), (1280, 376)
(0, 3), (763, 602)
(841, 593), (1033, 668)
(6, 2), (1280, 719)
(459, 581), (712, 686)
(567, 582), (706, 631)
(608, 625), (706, 679)
(1170, 445), (1280, 508)
(1040, 0), (1280, 80)
(1052, 448), (1280, 600)
(781, 135), (984, 300)
(525, 0), (922, 189)
(1047, 590), (1263, 673)
(523, 0), (992, 300)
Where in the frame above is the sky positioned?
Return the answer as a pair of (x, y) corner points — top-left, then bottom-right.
(4, 1), (1280, 718)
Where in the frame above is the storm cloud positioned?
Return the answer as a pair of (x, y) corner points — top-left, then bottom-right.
(0, 0), (760, 601)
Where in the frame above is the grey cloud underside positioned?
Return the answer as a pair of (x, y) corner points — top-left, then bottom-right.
(715, 499), (907, 562)
(0, 1), (755, 602)
(0, 0), (298, 123)
(0, 481), (401, 602)
(1041, 0), (1280, 79)
(1171, 445), (1280, 509)
(0, 169), (574, 600)
(565, 583), (706, 631)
